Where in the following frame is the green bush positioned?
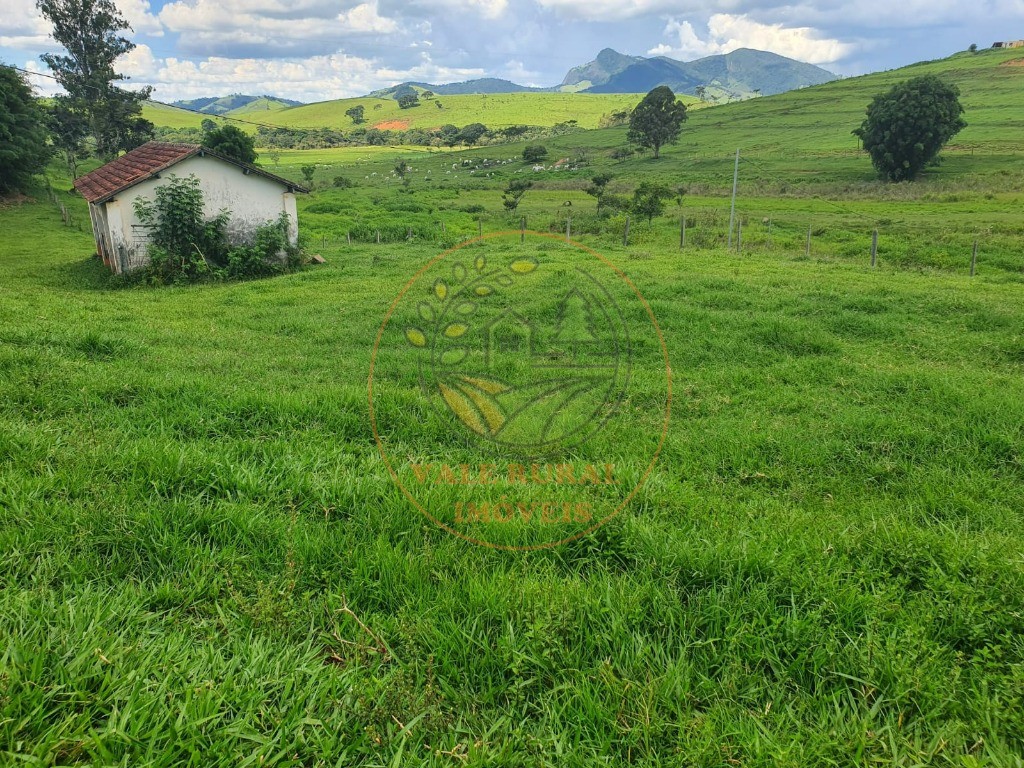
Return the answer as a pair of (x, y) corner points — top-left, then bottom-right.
(226, 213), (300, 279)
(133, 175), (302, 283)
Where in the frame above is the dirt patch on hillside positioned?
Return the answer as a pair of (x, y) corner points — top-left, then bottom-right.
(373, 119), (411, 130)
(999, 58), (1024, 66)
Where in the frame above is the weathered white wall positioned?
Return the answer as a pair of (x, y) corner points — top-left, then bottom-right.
(102, 154), (298, 273)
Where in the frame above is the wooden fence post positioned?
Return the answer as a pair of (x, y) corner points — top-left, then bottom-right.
(376, 230), (380, 244)
(680, 215), (686, 249)
(623, 216), (630, 247)
(970, 239), (978, 277)
(871, 229), (878, 268)
(566, 215), (571, 243)
(806, 225), (812, 257)
(347, 231), (351, 245)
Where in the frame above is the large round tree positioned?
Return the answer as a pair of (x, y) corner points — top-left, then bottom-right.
(627, 86), (687, 159)
(201, 125), (258, 165)
(854, 75), (966, 182)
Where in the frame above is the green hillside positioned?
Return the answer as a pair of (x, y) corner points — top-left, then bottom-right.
(142, 101), (206, 129)
(544, 46), (1024, 187)
(226, 96), (295, 115)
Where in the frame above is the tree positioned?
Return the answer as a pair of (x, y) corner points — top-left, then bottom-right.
(421, 90), (434, 100)
(45, 94), (89, 180)
(968, 43), (978, 53)
(301, 165), (316, 185)
(398, 93), (420, 109)
(202, 125), (257, 165)
(627, 86), (687, 159)
(629, 182), (671, 223)
(201, 118), (217, 133)
(37, 0), (154, 160)
(522, 145), (548, 163)
(502, 179), (532, 213)
(0, 65), (51, 192)
(457, 123), (487, 146)
(438, 124), (459, 148)
(345, 105), (365, 124)
(584, 172), (613, 213)
(853, 75), (966, 182)
(394, 158), (410, 187)
(694, 85), (706, 102)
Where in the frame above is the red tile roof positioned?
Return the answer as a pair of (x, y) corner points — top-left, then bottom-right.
(73, 141), (307, 203)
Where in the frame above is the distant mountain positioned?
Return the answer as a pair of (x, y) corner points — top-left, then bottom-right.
(369, 78), (541, 99)
(171, 94), (304, 115)
(559, 48), (645, 90)
(575, 48), (838, 99)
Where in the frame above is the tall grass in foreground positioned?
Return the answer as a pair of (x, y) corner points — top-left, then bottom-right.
(1, 186), (1023, 765)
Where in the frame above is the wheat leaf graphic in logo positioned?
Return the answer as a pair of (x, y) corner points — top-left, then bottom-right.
(438, 376), (508, 436)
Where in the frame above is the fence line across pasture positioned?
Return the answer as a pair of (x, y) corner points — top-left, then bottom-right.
(309, 206), (1000, 278)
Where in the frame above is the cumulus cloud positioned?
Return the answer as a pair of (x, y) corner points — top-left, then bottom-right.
(1, 0), (162, 49)
(649, 13), (854, 64)
(158, 0), (399, 57)
(113, 45), (484, 102)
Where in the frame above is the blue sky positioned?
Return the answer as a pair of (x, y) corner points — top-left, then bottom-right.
(3, 0), (1021, 103)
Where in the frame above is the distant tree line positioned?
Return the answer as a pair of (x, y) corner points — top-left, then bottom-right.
(152, 120), (584, 151)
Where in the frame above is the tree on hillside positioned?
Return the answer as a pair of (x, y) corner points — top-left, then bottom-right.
(502, 179), (532, 213)
(853, 75), (966, 182)
(694, 85), (706, 102)
(37, 0), (154, 160)
(457, 123), (487, 146)
(438, 124), (459, 148)
(585, 172), (613, 213)
(394, 158), (410, 187)
(627, 86), (687, 159)
(46, 95), (90, 179)
(201, 118), (217, 132)
(398, 93), (420, 109)
(202, 125), (257, 165)
(522, 145), (548, 163)
(0, 65), (51, 192)
(629, 182), (671, 223)
(345, 105), (365, 124)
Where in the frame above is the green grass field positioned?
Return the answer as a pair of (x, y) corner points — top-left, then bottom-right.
(144, 92), (693, 132)
(3, 46), (1024, 766)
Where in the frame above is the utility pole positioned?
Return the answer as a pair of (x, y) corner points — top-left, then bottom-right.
(727, 148), (739, 249)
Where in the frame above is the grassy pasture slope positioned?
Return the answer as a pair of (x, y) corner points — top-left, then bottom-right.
(2, 174), (1024, 765)
(3, 46), (1024, 765)
(145, 92), (690, 132)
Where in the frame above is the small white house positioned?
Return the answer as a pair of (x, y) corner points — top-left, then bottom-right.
(74, 141), (307, 274)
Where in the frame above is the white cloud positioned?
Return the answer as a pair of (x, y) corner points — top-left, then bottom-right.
(110, 47), (484, 102)
(1, 0), (162, 49)
(157, 0), (398, 55)
(650, 13), (854, 64)
(501, 59), (544, 86)
(1, 0), (57, 49)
